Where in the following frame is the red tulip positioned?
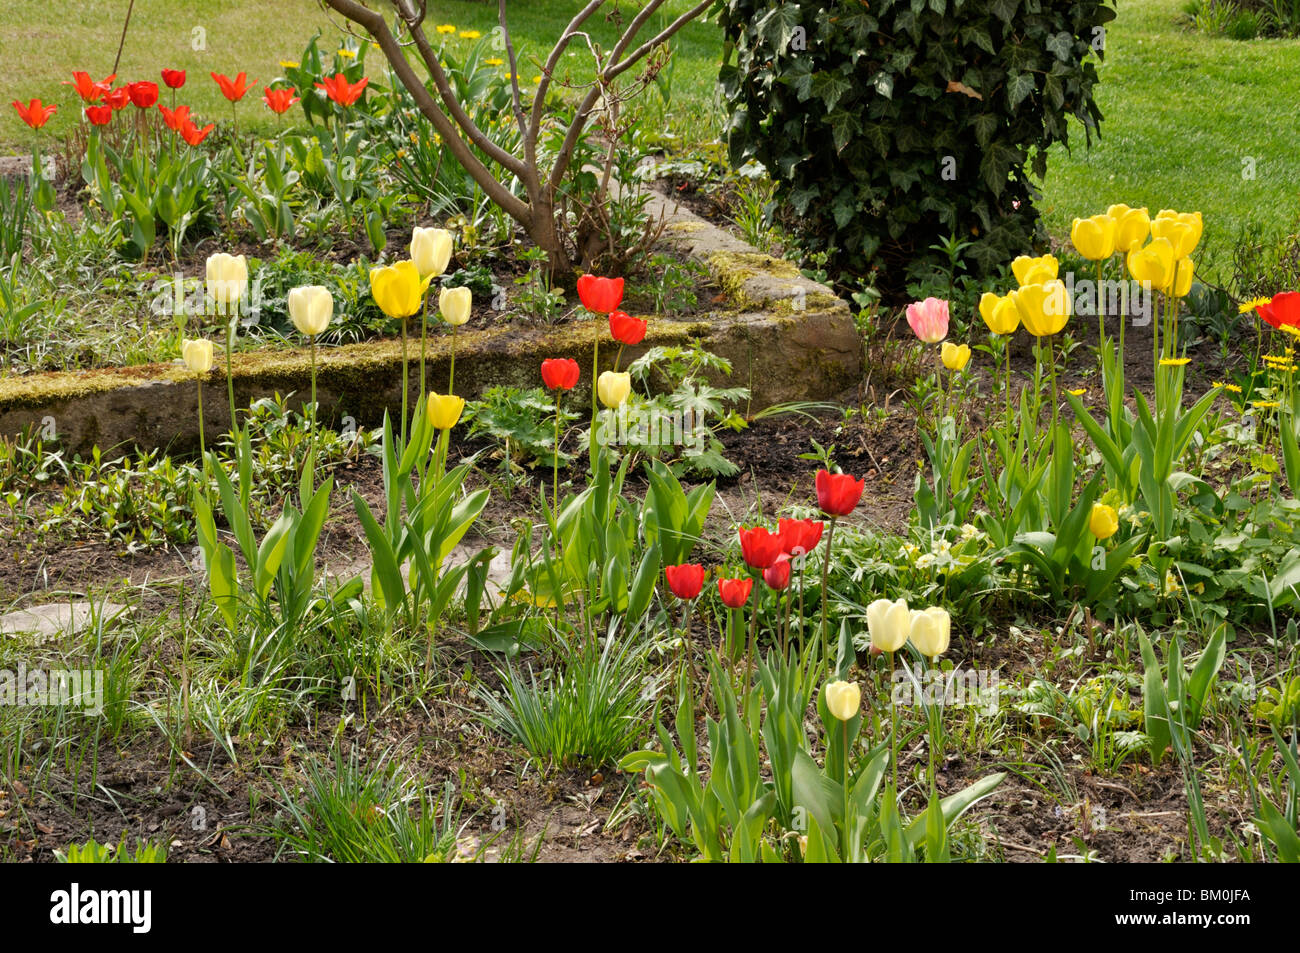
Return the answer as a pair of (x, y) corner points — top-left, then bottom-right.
(161, 69), (187, 89)
(158, 104), (191, 132)
(127, 81), (158, 108)
(738, 525), (783, 570)
(63, 71), (116, 103)
(211, 71), (257, 102)
(815, 469), (864, 517)
(103, 87), (130, 110)
(85, 105), (113, 126)
(179, 117), (215, 146)
(315, 73), (369, 107)
(1258, 292), (1300, 330)
(664, 563), (705, 600)
(778, 517), (824, 557)
(11, 99), (56, 129)
(763, 554), (791, 591)
(263, 86), (300, 115)
(577, 274), (624, 314)
(717, 576), (753, 608)
(541, 358), (580, 391)
(609, 310), (647, 345)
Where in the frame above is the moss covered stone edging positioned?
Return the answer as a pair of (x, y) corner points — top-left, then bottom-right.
(0, 192), (860, 455)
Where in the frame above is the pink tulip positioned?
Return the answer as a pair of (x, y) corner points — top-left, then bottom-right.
(905, 297), (950, 343)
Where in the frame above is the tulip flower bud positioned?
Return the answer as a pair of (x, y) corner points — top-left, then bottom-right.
(941, 342), (971, 371)
(1089, 502), (1119, 540)
(1012, 254), (1059, 287)
(905, 297), (949, 343)
(370, 260), (431, 318)
(439, 286), (472, 326)
(206, 252), (248, 312)
(867, 597), (910, 653)
(288, 285), (333, 337)
(426, 392), (466, 430)
(979, 292), (1020, 335)
(825, 680), (861, 721)
(1109, 205), (1152, 253)
(411, 227), (453, 278)
(908, 606), (951, 659)
(181, 338), (214, 375)
(597, 370), (631, 409)
(1071, 214), (1117, 261)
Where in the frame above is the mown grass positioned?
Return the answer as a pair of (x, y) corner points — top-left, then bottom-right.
(5, 0), (1297, 282)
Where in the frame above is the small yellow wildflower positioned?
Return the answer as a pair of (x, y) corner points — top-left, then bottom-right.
(1224, 383), (1243, 393)
(460, 30), (481, 39)
(532, 74), (543, 84)
(1068, 388), (1086, 396)
(484, 57), (504, 66)
(337, 49), (357, 59)
(1239, 297), (1271, 313)
(1252, 400), (1280, 408)
(436, 24), (456, 34)
(279, 60), (300, 69)
(1280, 325), (1300, 338)
(1159, 357), (1191, 366)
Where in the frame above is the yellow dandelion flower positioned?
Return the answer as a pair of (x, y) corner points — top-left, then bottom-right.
(436, 24), (456, 34)
(1239, 297), (1271, 313)
(1280, 325), (1300, 338)
(484, 57), (504, 66)
(460, 30), (481, 39)
(532, 74), (543, 84)
(337, 49), (357, 59)
(1252, 400), (1280, 408)
(1068, 388), (1086, 396)
(1224, 383), (1242, 393)
(1159, 357), (1191, 366)
(279, 60), (300, 69)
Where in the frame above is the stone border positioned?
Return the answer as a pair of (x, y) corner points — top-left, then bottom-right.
(0, 190), (861, 455)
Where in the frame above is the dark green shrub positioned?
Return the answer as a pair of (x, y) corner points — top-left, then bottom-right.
(717, 0), (1117, 289)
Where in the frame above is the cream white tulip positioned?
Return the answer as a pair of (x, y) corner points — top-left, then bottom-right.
(205, 252), (247, 311)
(908, 606), (951, 659)
(440, 286), (472, 326)
(411, 227), (453, 278)
(867, 597), (910, 653)
(825, 680), (861, 721)
(181, 338), (214, 375)
(288, 285), (333, 337)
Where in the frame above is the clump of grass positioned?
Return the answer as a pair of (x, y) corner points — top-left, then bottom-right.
(478, 627), (659, 769)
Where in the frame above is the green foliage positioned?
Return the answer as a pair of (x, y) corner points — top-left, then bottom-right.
(465, 385), (577, 473)
(58, 835), (167, 863)
(717, 0), (1116, 286)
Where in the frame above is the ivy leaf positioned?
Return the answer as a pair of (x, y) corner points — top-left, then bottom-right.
(813, 71), (854, 110)
(989, 0), (1020, 23)
(757, 3), (803, 51)
(1005, 71), (1036, 109)
(1046, 31), (1075, 61)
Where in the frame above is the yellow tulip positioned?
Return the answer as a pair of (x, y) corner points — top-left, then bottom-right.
(597, 370), (631, 408)
(1152, 209), (1202, 258)
(979, 291), (1021, 335)
(1126, 238), (1176, 292)
(908, 606), (951, 659)
(411, 227), (453, 278)
(867, 598), (910, 653)
(824, 680), (861, 721)
(1089, 502), (1118, 540)
(1011, 254), (1059, 287)
(205, 252), (247, 310)
(941, 341), (971, 371)
(1014, 280), (1071, 338)
(181, 338), (214, 375)
(287, 285), (333, 337)
(369, 260), (432, 318)
(1108, 204), (1151, 253)
(439, 286), (472, 326)
(426, 392), (466, 430)
(1170, 257), (1195, 298)
(1071, 214), (1117, 260)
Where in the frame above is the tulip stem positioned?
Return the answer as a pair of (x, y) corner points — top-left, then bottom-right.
(449, 324), (457, 395)
(1096, 259), (1105, 352)
(552, 390), (562, 515)
(225, 317), (237, 438)
(309, 334), (318, 480)
(590, 337), (599, 472)
(400, 315), (409, 448)
(742, 585), (758, 709)
(841, 718), (851, 857)
(420, 295), (429, 406)
(196, 378), (207, 487)
(820, 516), (838, 669)
(888, 650), (899, 795)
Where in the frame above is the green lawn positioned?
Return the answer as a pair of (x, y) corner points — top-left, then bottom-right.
(5, 0), (1298, 282)
(1039, 0), (1300, 281)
